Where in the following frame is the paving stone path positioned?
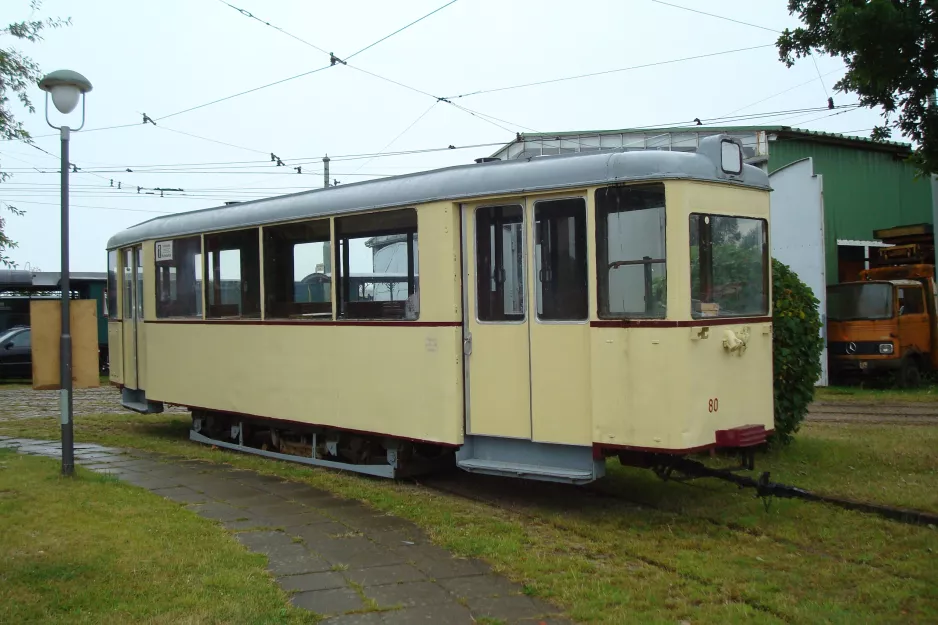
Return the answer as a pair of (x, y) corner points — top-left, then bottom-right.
(0, 436), (572, 625)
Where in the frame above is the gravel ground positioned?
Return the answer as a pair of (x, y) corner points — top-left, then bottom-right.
(0, 385), (187, 421)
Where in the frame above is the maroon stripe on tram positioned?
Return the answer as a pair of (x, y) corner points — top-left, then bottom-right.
(590, 316), (771, 329)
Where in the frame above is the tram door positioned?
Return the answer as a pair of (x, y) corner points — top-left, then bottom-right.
(526, 196), (592, 445)
(462, 201), (532, 439)
(121, 246), (143, 389)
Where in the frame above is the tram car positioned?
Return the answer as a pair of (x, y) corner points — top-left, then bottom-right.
(105, 134), (773, 484)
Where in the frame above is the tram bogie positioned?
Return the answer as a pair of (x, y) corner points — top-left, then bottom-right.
(106, 134), (774, 485)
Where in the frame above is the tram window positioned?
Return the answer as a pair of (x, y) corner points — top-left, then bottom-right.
(155, 236), (203, 318)
(263, 220), (332, 320)
(476, 205), (525, 322)
(535, 198), (587, 321)
(107, 250), (118, 319)
(596, 184), (667, 318)
(205, 228), (261, 319)
(335, 209), (418, 320)
(689, 214), (768, 318)
(122, 248), (134, 320)
(135, 247), (144, 319)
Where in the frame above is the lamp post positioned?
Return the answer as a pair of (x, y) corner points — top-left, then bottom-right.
(38, 69), (92, 477)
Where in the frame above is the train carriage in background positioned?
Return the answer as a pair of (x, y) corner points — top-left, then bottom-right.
(105, 134), (773, 484)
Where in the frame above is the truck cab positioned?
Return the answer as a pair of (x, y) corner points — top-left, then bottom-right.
(826, 224), (937, 387)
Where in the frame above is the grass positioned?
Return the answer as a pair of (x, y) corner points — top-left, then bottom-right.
(1, 413), (936, 624)
(815, 383), (938, 403)
(0, 448), (317, 624)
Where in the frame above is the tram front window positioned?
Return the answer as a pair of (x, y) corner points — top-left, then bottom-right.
(689, 214), (768, 318)
(596, 184), (667, 318)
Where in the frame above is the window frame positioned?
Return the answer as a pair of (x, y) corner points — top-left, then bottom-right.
(898, 284), (926, 316)
(122, 247), (134, 320)
(154, 235), (204, 319)
(106, 250), (118, 320)
(533, 196), (588, 324)
(595, 183), (668, 320)
(474, 203), (527, 325)
(334, 208), (419, 321)
(203, 227), (262, 320)
(688, 212), (769, 319)
(262, 219), (333, 321)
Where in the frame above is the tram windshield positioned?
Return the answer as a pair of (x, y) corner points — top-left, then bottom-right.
(827, 283), (894, 321)
(690, 214), (768, 318)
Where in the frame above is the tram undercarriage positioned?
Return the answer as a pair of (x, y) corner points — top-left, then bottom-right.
(189, 411), (455, 479)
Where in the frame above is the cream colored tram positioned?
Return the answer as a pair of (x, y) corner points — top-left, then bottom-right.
(105, 134), (773, 484)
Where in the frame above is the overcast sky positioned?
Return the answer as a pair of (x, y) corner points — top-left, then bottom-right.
(0, 0), (889, 272)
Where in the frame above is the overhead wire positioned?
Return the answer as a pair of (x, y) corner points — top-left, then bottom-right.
(648, 0), (779, 33)
(160, 0), (462, 122)
(217, 1), (331, 55)
(344, 0), (459, 61)
(441, 43), (777, 101)
(2, 199), (174, 214)
(350, 101), (440, 173)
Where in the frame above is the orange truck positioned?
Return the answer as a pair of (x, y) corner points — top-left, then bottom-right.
(827, 224), (937, 387)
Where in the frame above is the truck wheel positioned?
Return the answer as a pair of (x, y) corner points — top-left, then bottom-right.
(899, 357), (922, 389)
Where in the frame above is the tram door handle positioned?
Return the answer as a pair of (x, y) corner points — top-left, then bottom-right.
(463, 332), (473, 356)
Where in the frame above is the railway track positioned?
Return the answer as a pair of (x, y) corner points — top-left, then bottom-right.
(415, 466), (933, 602)
(417, 470), (792, 622)
(807, 401), (938, 425)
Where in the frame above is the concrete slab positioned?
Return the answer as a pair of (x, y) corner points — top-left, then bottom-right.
(279, 571), (348, 593)
(366, 581), (458, 608)
(290, 587), (365, 614)
(344, 564), (427, 587)
(465, 595), (550, 622)
(411, 556), (490, 580)
(437, 574), (523, 599)
(150, 486), (212, 504)
(379, 604), (475, 624)
(186, 502), (248, 523)
(309, 536), (406, 569)
(266, 544), (334, 576)
(342, 514), (416, 533)
(234, 530), (297, 553)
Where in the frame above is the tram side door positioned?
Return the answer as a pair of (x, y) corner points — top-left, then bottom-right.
(462, 201), (533, 440)
(121, 245), (143, 390)
(526, 195), (592, 446)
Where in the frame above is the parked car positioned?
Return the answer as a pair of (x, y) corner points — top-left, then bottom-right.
(0, 326), (31, 379)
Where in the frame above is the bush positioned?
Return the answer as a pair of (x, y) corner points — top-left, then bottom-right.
(772, 258), (824, 445)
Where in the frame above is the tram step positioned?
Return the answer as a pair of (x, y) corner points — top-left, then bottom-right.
(120, 388), (164, 414)
(457, 458), (595, 482)
(456, 435), (604, 484)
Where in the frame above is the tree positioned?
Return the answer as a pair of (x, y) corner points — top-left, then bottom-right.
(0, 1), (70, 267)
(778, 1), (938, 174)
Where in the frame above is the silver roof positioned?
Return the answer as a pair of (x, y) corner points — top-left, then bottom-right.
(107, 134), (769, 249)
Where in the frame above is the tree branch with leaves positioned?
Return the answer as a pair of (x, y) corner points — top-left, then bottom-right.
(0, 1), (70, 267)
(778, 0), (938, 174)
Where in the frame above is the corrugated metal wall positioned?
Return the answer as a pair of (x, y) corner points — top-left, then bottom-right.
(768, 139), (933, 283)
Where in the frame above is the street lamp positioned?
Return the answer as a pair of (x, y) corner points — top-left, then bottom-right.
(38, 69), (92, 477)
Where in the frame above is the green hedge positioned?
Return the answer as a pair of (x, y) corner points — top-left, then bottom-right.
(772, 259), (824, 445)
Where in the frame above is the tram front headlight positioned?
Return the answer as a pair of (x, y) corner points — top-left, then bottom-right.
(879, 343), (894, 355)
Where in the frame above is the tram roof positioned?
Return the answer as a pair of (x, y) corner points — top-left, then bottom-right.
(107, 134), (769, 249)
